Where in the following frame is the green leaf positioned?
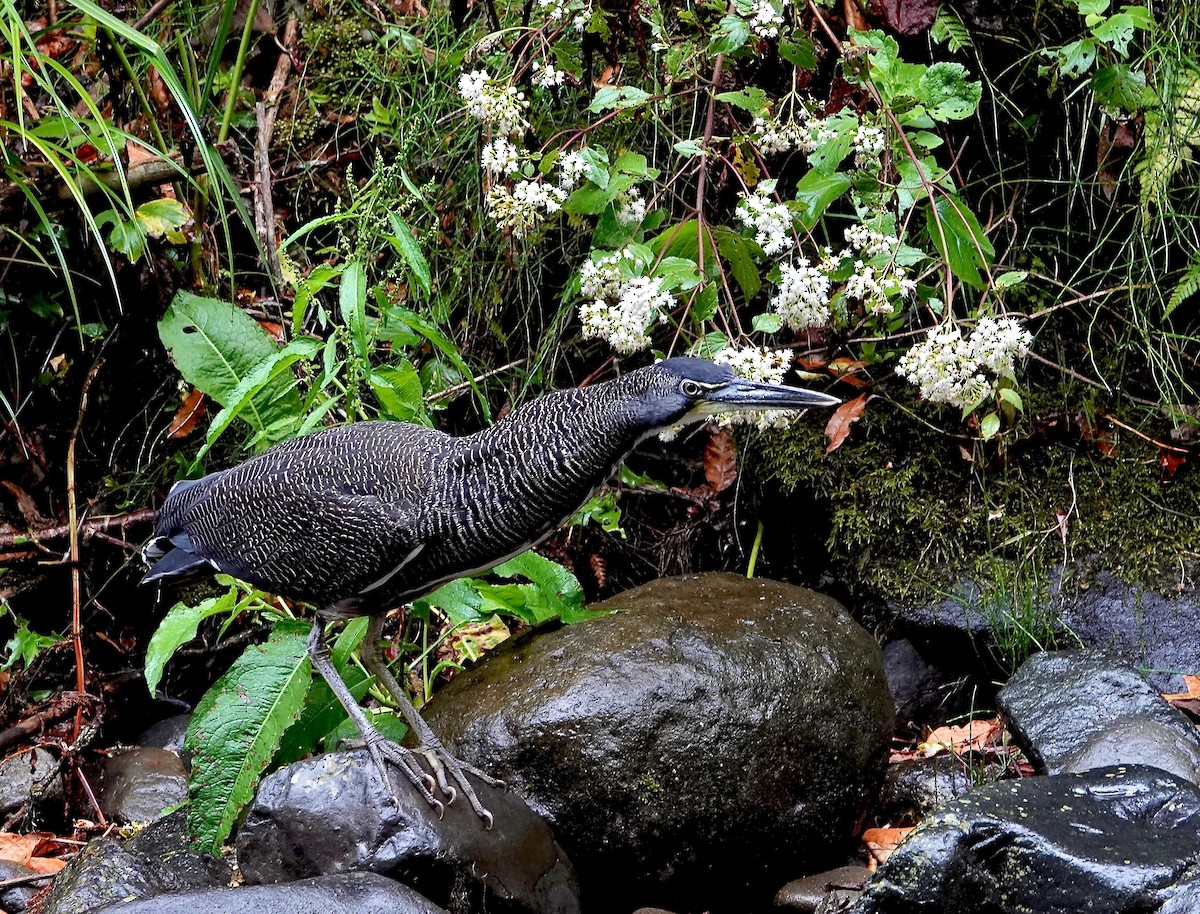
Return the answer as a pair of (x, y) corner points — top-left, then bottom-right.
(107, 217), (145, 261)
(564, 174), (638, 216)
(994, 270), (1028, 290)
(654, 256), (703, 292)
(1058, 38), (1098, 78)
(998, 388), (1024, 410)
(715, 88), (768, 115)
(416, 577), (485, 625)
(713, 227), (761, 300)
(491, 551), (602, 623)
(980, 412), (1001, 439)
(135, 198), (189, 237)
(185, 621), (311, 851)
(752, 312), (783, 333)
(926, 194), (994, 290)
(276, 664), (372, 765)
(589, 85), (652, 112)
(793, 170), (852, 230)
(160, 292), (305, 437)
(339, 261), (369, 361)
(145, 592), (238, 697)
(917, 62), (982, 121)
(778, 37), (817, 69)
(386, 213), (432, 296)
(1091, 64), (1155, 112)
(370, 360), (426, 422)
(2, 617), (63, 672)
(807, 112), (857, 173)
(673, 140), (705, 157)
(709, 14), (750, 54)
(1092, 10), (1149, 57)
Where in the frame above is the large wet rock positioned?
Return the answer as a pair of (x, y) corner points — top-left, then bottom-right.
(998, 651), (1200, 784)
(41, 810), (231, 914)
(0, 748), (62, 817)
(423, 573), (895, 913)
(849, 766), (1200, 914)
(236, 749), (578, 914)
(87, 872), (447, 914)
(0, 859), (49, 912)
(94, 746), (188, 824)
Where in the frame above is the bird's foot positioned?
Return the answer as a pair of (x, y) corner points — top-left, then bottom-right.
(362, 729), (498, 828)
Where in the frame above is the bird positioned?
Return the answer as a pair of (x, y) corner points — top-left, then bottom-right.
(142, 356), (840, 825)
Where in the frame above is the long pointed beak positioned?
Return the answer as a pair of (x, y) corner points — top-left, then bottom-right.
(704, 380), (841, 412)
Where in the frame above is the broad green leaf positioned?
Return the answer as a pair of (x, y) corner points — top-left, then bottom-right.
(613, 151), (655, 177)
(994, 270), (1028, 289)
(752, 313), (783, 333)
(564, 175), (638, 216)
(778, 37), (817, 69)
(807, 112), (857, 173)
(370, 360), (426, 423)
(674, 140), (704, 157)
(145, 592), (238, 697)
(383, 306), (487, 421)
(589, 86), (652, 112)
(2, 617), (63, 672)
(715, 88), (768, 115)
(159, 292), (302, 434)
(107, 217), (145, 261)
(136, 198), (190, 237)
(417, 577), (484, 625)
(999, 388), (1024, 410)
(917, 62), (982, 121)
(654, 256), (703, 292)
(339, 261), (369, 360)
(793, 170), (852, 230)
(1091, 10), (1150, 57)
(980, 412), (1001, 439)
(1091, 64), (1155, 112)
(713, 227), (761, 300)
(386, 213), (432, 296)
(275, 664), (372, 765)
(710, 15), (750, 54)
(491, 551), (602, 623)
(185, 621), (311, 851)
(1058, 38), (1098, 78)
(926, 194), (994, 290)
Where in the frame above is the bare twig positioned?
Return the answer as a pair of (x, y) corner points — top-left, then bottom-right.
(0, 507), (157, 550)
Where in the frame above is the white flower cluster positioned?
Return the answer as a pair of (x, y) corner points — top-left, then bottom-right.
(713, 346), (795, 429)
(556, 150), (588, 189)
(771, 259), (831, 330)
(845, 223), (900, 260)
(897, 317), (1033, 408)
(615, 186), (646, 224)
(853, 124), (886, 160)
(750, 115), (816, 155)
(535, 0), (571, 24)
(480, 137), (521, 175)
(843, 262), (916, 315)
(485, 180), (568, 237)
(532, 60), (567, 87)
(578, 249), (673, 353)
(459, 69), (528, 136)
(736, 189), (793, 257)
(747, 0), (784, 37)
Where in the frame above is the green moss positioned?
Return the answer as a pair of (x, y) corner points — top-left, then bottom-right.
(750, 385), (1200, 613)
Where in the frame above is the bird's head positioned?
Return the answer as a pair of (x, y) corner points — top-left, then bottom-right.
(624, 356), (841, 432)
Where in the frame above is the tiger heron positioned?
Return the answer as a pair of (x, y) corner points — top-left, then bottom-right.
(142, 357), (840, 825)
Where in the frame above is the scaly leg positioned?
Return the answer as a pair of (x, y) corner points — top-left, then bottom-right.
(360, 613), (502, 827)
(305, 620), (445, 817)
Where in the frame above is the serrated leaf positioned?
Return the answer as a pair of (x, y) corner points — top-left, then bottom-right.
(917, 62), (982, 121)
(185, 621), (311, 851)
(778, 37), (817, 69)
(370, 360), (427, 423)
(275, 663), (372, 765)
(492, 551), (603, 624)
(713, 226), (761, 300)
(710, 14), (750, 53)
(1058, 38), (1098, 79)
(793, 170), (852, 230)
(145, 592), (238, 697)
(927, 194), (994, 290)
(416, 577), (485, 625)
(715, 88), (768, 115)
(589, 86), (652, 112)
(159, 292), (304, 437)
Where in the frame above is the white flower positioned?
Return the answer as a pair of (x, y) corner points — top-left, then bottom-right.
(853, 124), (886, 161)
(577, 249), (673, 353)
(748, 0), (783, 37)
(556, 150), (588, 190)
(897, 317), (1033, 408)
(772, 259), (831, 329)
(615, 186), (646, 224)
(712, 346), (795, 429)
(845, 222), (900, 260)
(535, 0), (571, 24)
(485, 178), (567, 236)
(579, 250), (627, 300)
(480, 137), (521, 175)
(532, 60), (567, 87)
(458, 69), (528, 136)
(844, 260), (915, 315)
(736, 189), (793, 257)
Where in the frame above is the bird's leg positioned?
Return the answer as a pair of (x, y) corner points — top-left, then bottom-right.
(305, 621), (444, 817)
(360, 613), (502, 826)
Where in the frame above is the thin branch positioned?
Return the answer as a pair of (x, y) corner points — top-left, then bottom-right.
(0, 507), (157, 550)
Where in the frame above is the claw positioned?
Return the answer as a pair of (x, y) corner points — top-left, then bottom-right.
(481, 809), (494, 831)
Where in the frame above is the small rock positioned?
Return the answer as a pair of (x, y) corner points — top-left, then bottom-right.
(41, 810), (231, 914)
(848, 766), (1200, 914)
(87, 872), (447, 914)
(236, 749), (579, 914)
(0, 748), (62, 817)
(424, 573), (894, 913)
(136, 715), (190, 754)
(882, 638), (969, 729)
(0, 859), (51, 912)
(775, 865), (870, 912)
(877, 757), (973, 822)
(95, 746), (188, 824)
(997, 650), (1200, 783)
(1062, 717), (1200, 784)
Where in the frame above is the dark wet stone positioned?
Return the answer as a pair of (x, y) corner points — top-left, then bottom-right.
(775, 865), (870, 911)
(423, 573), (895, 913)
(95, 746), (188, 824)
(998, 650), (1200, 783)
(882, 639), (970, 729)
(1058, 569), (1200, 692)
(848, 766), (1200, 914)
(87, 872), (447, 914)
(1159, 864), (1200, 914)
(1062, 717), (1200, 784)
(42, 810), (231, 914)
(0, 748), (62, 816)
(236, 749), (578, 914)
(136, 715), (190, 754)
(878, 758), (973, 821)
(0, 859), (49, 912)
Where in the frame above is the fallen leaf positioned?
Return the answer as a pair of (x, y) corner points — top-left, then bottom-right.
(870, 0), (938, 35)
(1160, 450), (1187, 481)
(844, 0), (870, 32)
(26, 855), (66, 874)
(166, 388), (206, 440)
(825, 394), (868, 454)
(704, 429), (738, 493)
(1163, 674), (1200, 703)
(258, 321), (287, 345)
(919, 717), (1000, 757)
(863, 826), (914, 866)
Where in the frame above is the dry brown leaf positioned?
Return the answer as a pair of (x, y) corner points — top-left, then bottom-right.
(704, 429), (738, 493)
(863, 826), (913, 866)
(870, 0), (939, 35)
(825, 394), (868, 454)
(166, 388), (206, 441)
(258, 321), (287, 345)
(919, 717), (1000, 757)
(0, 832), (54, 865)
(26, 855), (66, 874)
(1164, 675), (1200, 702)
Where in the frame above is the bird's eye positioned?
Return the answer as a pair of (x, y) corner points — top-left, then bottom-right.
(680, 379), (704, 398)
